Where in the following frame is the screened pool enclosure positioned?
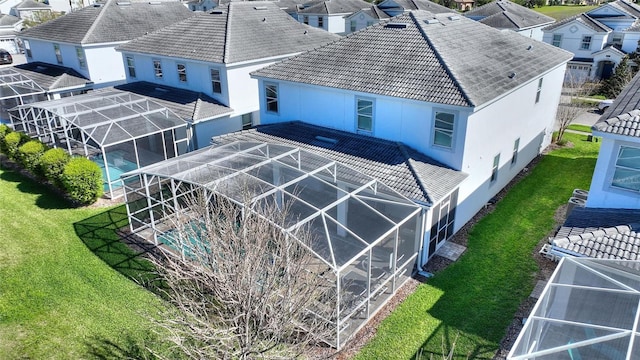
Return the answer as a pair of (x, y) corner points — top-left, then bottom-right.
(123, 141), (424, 348)
(509, 257), (640, 359)
(0, 68), (46, 124)
(9, 89), (190, 197)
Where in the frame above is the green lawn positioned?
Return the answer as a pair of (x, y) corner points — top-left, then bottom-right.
(356, 132), (601, 359)
(567, 124), (593, 133)
(0, 167), (163, 359)
(535, 5), (598, 20)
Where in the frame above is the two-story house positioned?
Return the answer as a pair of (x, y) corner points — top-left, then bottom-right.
(18, 0), (194, 91)
(543, 0), (640, 81)
(296, 0), (371, 33)
(0, 14), (22, 54)
(116, 1), (339, 149)
(344, 0), (449, 34)
(11, 0), (52, 21)
(465, 0), (555, 41)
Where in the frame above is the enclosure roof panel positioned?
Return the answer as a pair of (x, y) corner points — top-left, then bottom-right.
(0, 67), (45, 100)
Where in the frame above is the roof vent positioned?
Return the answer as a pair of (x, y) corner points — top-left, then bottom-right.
(385, 22), (407, 29)
(448, 15), (460, 21)
(527, 44), (533, 50)
(116, 1), (131, 5)
(154, 87), (169, 92)
(262, 17), (266, 22)
(508, 72), (516, 79)
(36, 65), (48, 71)
(254, 6), (268, 10)
(148, 1), (161, 4)
(210, 10), (224, 14)
(315, 136), (338, 145)
(424, 18), (439, 24)
(92, 3), (103, 7)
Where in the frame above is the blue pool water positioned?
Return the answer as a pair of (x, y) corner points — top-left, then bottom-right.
(158, 222), (210, 258)
(91, 157), (138, 192)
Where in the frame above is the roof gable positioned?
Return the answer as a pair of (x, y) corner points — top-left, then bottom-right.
(14, 0), (51, 10)
(465, 0), (554, 30)
(589, 0), (640, 19)
(543, 13), (611, 33)
(299, 0), (371, 14)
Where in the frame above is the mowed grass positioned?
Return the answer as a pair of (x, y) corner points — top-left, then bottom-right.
(0, 168), (163, 359)
(356, 132), (600, 359)
(534, 5), (598, 21)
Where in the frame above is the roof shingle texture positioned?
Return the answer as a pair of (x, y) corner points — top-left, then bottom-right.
(20, 0), (194, 44)
(14, 0), (50, 9)
(543, 13), (611, 32)
(117, 2), (339, 64)
(379, 0), (451, 13)
(298, 0), (371, 14)
(13, 62), (90, 90)
(0, 14), (21, 27)
(597, 71), (640, 121)
(593, 109), (640, 137)
(210, 122), (467, 204)
(466, 0), (554, 30)
(253, 11), (572, 107)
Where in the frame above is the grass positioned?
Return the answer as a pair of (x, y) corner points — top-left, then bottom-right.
(0, 167), (164, 359)
(535, 5), (598, 20)
(355, 132), (601, 360)
(567, 124), (593, 133)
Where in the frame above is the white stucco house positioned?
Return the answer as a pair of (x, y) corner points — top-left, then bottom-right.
(0, 14), (23, 54)
(116, 1), (339, 149)
(465, 0), (555, 41)
(17, 0), (194, 90)
(297, 0), (370, 34)
(344, 0), (449, 33)
(252, 11), (572, 264)
(543, 0), (640, 81)
(11, 0), (51, 20)
(185, 0), (217, 12)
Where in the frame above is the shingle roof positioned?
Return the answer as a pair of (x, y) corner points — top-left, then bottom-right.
(607, 0), (640, 19)
(593, 109), (640, 138)
(298, 0), (370, 14)
(0, 14), (21, 27)
(210, 122), (467, 204)
(598, 70), (640, 121)
(14, 0), (51, 9)
(560, 207), (640, 236)
(19, 0), (193, 45)
(378, 0), (452, 13)
(465, 0), (554, 30)
(543, 13), (611, 32)
(105, 81), (232, 122)
(361, 5), (391, 20)
(13, 62), (91, 91)
(253, 11), (572, 107)
(552, 225), (640, 260)
(117, 2), (339, 64)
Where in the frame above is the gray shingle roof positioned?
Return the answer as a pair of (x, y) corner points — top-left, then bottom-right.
(465, 0), (554, 30)
(561, 207), (640, 236)
(253, 11), (572, 107)
(14, 0), (50, 9)
(607, 0), (640, 19)
(552, 225), (640, 260)
(210, 122), (467, 204)
(13, 62), (90, 91)
(0, 14), (21, 27)
(298, 0), (370, 14)
(360, 5), (391, 20)
(117, 2), (339, 64)
(379, 0), (452, 14)
(598, 71), (640, 121)
(105, 81), (232, 122)
(543, 13), (611, 32)
(19, 0), (193, 45)
(593, 109), (640, 138)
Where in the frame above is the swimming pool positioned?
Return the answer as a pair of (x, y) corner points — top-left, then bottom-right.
(91, 156), (138, 192)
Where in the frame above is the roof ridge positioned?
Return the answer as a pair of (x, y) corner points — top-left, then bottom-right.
(397, 142), (433, 205)
(81, 0), (109, 44)
(222, 4), (232, 64)
(501, 10), (520, 28)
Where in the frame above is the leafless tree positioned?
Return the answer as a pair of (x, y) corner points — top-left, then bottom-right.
(556, 75), (593, 144)
(145, 188), (336, 359)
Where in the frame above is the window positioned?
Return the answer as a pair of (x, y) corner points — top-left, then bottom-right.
(612, 146), (640, 191)
(210, 68), (222, 94)
(552, 34), (562, 47)
(581, 36), (592, 50)
(126, 56), (136, 78)
(491, 154), (500, 183)
(356, 98), (373, 132)
(428, 189), (458, 256)
(535, 78), (543, 104)
(23, 40), (31, 58)
(367, 21), (374, 26)
(350, 20), (356, 32)
(177, 63), (187, 82)
(242, 113), (253, 130)
(303, 15), (308, 25)
(612, 33), (623, 46)
(75, 47), (86, 69)
(53, 43), (62, 64)
(153, 59), (163, 79)
(433, 112), (455, 148)
(511, 138), (520, 165)
(265, 83), (278, 113)
(318, 16), (323, 28)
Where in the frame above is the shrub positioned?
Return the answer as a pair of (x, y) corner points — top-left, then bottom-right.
(61, 157), (103, 204)
(4, 131), (24, 161)
(0, 124), (8, 143)
(18, 140), (46, 174)
(40, 148), (70, 187)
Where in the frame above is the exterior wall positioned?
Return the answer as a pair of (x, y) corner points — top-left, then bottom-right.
(298, 14), (346, 33)
(543, 23), (608, 59)
(516, 26), (545, 42)
(345, 11), (378, 34)
(587, 136), (640, 209)
(621, 32), (640, 54)
(188, 0), (218, 12)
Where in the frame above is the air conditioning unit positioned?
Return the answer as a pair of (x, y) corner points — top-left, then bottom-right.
(572, 189), (589, 201)
(566, 197), (586, 219)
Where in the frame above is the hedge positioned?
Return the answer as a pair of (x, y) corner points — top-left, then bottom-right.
(4, 131), (24, 161)
(61, 157), (103, 204)
(40, 148), (70, 187)
(19, 140), (46, 174)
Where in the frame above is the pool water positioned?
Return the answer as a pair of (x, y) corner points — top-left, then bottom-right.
(91, 156), (138, 192)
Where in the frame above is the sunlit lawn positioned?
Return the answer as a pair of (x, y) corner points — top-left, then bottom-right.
(535, 5), (598, 21)
(356, 132), (601, 359)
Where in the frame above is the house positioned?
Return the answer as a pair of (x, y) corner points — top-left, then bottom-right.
(252, 11), (572, 249)
(17, 0), (194, 89)
(453, 0), (474, 11)
(465, 0), (555, 41)
(12, 61), (92, 99)
(185, 0), (218, 12)
(542, 0), (640, 81)
(11, 0), (52, 20)
(344, 6), (390, 33)
(296, 0), (371, 33)
(376, 0), (452, 17)
(116, 1), (339, 149)
(0, 14), (23, 54)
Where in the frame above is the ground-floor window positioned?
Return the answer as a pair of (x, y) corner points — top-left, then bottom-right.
(428, 189), (458, 257)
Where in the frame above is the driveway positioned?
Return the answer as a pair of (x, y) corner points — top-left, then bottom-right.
(554, 105), (601, 130)
(0, 53), (26, 68)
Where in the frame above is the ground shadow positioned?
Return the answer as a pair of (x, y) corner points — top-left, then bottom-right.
(1, 168), (73, 209)
(85, 335), (158, 360)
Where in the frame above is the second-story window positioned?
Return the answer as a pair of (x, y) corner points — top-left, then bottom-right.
(210, 68), (222, 94)
(303, 15), (308, 25)
(153, 59), (163, 79)
(512, 138), (520, 165)
(177, 63), (187, 82)
(581, 35), (592, 50)
(350, 20), (356, 32)
(126, 56), (136, 78)
(23, 40), (31, 58)
(491, 154), (500, 183)
(356, 97), (373, 132)
(535, 78), (543, 104)
(265, 83), (278, 113)
(433, 111), (455, 148)
(318, 16), (323, 28)
(53, 43), (62, 64)
(75, 47), (86, 69)
(552, 34), (562, 47)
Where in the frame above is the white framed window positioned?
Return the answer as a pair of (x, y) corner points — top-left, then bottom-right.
(24, 40), (31, 58)
(126, 56), (136, 78)
(53, 43), (62, 64)
(75, 47), (86, 69)
(552, 34), (562, 47)
(433, 111), (455, 148)
(177, 63), (187, 82)
(350, 20), (356, 32)
(210, 68), (222, 94)
(318, 16), (323, 28)
(356, 97), (374, 132)
(535, 78), (543, 104)
(612, 33), (624, 46)
(366, 21), (374, 26)
(242, 113), (253, 130)
(265, 83), (278, 113)
(153, 59), (163, 79)
(581, 35), (592, 50)
(612, 146), (640, 192)
(491, 153), (500, 183)
(303, 15), (308, 25)
(511, 138), (520, 165)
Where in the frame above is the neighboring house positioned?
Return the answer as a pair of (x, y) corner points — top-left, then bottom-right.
(453, 0), (473, 11)
(12, 61), (92, 99)
(296, 0), (370, 34)
(465, 0), (555, 41)
(376, 0), (452, 17)
(0, 14), (23, 54)
(10, 0), (51, 20)
(273, 0), (310, 17)
(344, 5), (390, 33)
(186, 0), (217, 12)
(543, 0), (640, 81)
(116, 1), (339, 149)
(18, 0), (194, 89)
(252, 11), (572, 265)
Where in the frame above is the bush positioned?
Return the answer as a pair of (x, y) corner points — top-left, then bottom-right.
(4, 131), (25, 161)
(40, 148), (70, 187)
(61, 157), (103, 204)
(19, 140), (46, 174)
(0, 124), (9, 143)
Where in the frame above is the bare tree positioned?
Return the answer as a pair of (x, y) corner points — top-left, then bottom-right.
(555, 75), (592, 144)
(145, 188), (336, 359)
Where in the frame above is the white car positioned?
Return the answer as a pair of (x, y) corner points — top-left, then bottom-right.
(598, 99), (614, 113)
